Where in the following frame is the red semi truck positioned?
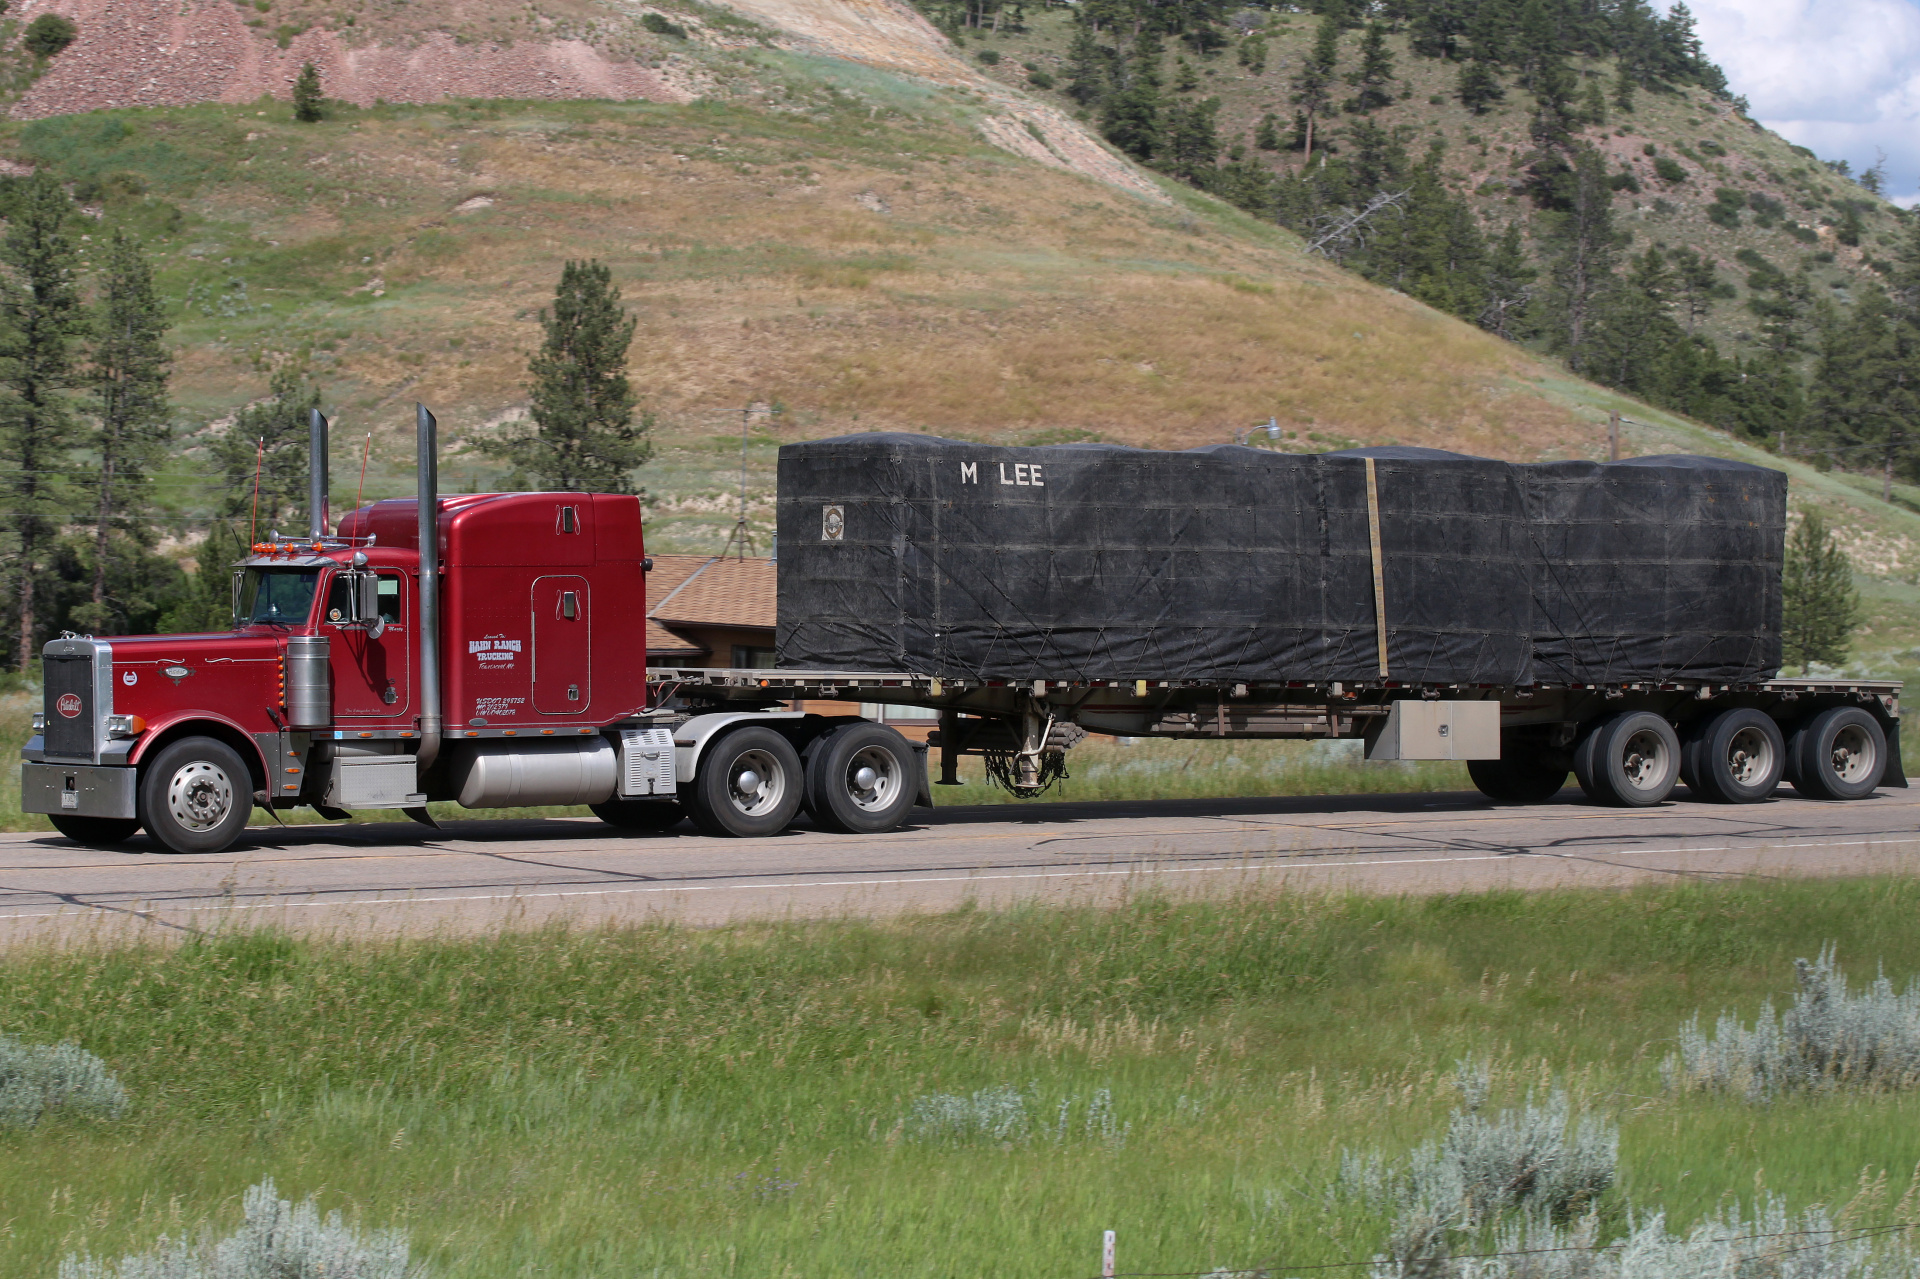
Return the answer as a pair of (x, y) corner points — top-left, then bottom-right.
(20, 407), (1906, 854)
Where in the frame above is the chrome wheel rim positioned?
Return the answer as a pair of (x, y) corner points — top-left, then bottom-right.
(844, 745), (900, 813)
(167, 760), (234, 832)
(726, 748), (786, 817)
(1828, 725), (1876, 784)
(1724, 726), (1775, 788)
(1619, 728), (1673, 793)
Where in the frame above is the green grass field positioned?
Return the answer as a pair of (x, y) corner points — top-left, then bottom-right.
(5, 877), (1920, 1277)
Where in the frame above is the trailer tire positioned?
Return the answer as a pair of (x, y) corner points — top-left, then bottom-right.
(1686, 708), (1786, 803)
(589, 798), (685, 832)
(137, 735), (253, 854)
(804, 722), (917, 833)
(686, 726), (804, 837)
(1573, 711), (1680, 807)
(1467, 757), (1569, 803)
(48, 815), (142, 847)
(1788, 706), (1886, 801)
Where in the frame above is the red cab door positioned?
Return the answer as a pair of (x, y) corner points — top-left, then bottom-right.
(532, 575), (591, 715)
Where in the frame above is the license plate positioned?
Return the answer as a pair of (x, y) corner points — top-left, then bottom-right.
(60, 790), (78, 809)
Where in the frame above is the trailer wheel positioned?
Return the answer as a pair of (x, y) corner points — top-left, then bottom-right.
(1573, 711), (1680, 807)
(805, 722), (917, 833)
(138, 736), (253, 854)
(589, 798), (685, 832)
(1467, 757), (1569, 803)
(48, 816), (142, 847)
(1788, 707), (1886, 801)
(1686, 708), (1785, 803)
(686, 726), (804, 837)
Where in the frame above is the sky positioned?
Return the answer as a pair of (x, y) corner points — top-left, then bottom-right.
(1673, 0), (1920, 206)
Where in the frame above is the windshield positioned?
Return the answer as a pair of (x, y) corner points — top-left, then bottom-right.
(235, 569), (321, 626)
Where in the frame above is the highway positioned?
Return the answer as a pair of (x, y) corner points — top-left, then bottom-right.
(4, 787), (1919, 941)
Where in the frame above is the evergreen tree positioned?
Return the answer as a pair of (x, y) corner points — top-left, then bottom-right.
(1457, 61), (1503, 113)
(0, 174), (84, 670)
(482, 260), (649, 494)
(292, 62), (324, 123)
(1538, 146), (1624, 373)
(1782, 509), (1862, 673)
(214, 367), (322, 533)
(1290, 13), (1341, 164)
(75, 230), (172, 636)
(1350, 22), (1396, 111)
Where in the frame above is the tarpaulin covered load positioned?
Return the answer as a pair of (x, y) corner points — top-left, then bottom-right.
(774, 434), (1784, 686)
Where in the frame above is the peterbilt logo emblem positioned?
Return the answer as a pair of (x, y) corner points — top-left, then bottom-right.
(56, 693), (82, 718)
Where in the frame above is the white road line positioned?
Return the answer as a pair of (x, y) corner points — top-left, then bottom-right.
(3, 835), (1915, 922)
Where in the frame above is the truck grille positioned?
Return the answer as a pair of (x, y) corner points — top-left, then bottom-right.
(43, 652), (96, 760)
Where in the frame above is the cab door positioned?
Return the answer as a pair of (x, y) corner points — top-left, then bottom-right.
(532, 575), (591, 715)
(326, 571), (412, 719)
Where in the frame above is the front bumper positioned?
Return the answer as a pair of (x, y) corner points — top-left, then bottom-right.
(20, 763), (137, 819)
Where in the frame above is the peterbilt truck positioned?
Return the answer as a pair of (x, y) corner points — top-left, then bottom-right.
(20, 406), (1905, 855)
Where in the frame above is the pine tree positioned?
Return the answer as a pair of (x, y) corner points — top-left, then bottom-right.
(214, 366), (322, 533)
(0, 173), (84, 670)
(1350, 22), (1395, 111)
(482, 259), (649, 494)
(75, 230), (172, 636)
(1254, 111), (1282, 150)
(1290, 13), (1341, 164)
(1782, 509), (1862, 673)
(1457, 61), (1503, 113)
(1539, 146), (1624, 372)
(292, 61), (325, 123)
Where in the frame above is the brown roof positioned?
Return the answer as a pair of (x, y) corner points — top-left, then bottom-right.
(647, 554), (777, 630)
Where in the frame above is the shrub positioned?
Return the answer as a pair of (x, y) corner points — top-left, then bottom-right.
(641, 12), (688, 38)
(59, 1178), (423, 1279)
(23, 13), (78, 57)
(0, 1035), (127, 1128)
(1665, 947), (1920, 1100)
(1653, 156), (1687, 183)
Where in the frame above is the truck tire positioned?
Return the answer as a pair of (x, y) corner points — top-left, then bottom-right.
(1788, 706), (1886, 801)
(138, 736), (253, 854)
(48, 815), (142, 847)
(589, 798), (685, 832)
(685, 726), (804, 837)
(804, 722), (917, 833)
(1686, 708), (1786, 803)
(1573, 711), (1679, 807)
(1467, 757), (1569, 803)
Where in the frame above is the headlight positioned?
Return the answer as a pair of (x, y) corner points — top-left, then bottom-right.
(31, 711), (44, 732)
(104, 714), (147, 738)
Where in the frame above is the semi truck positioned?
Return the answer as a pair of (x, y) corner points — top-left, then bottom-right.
(20, 407), (1905, 855)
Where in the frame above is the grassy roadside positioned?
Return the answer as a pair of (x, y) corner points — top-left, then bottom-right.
(4, 878), (1920, 1276)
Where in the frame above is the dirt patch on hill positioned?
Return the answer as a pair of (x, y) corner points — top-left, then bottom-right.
(6, 0), (697, 119)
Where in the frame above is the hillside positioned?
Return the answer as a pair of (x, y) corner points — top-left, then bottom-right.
(0, 0), (1916, 680)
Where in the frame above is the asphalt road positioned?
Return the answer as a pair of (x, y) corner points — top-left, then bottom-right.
(4, 786), (1919, 941)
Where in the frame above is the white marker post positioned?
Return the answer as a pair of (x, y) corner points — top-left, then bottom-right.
(1103, 1230), (1116, 1279)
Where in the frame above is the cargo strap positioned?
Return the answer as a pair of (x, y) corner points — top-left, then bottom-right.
(1365, 458), (1388, 678)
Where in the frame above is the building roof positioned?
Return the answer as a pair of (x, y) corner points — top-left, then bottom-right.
(645, 553), (777, 656)
(648, 554), (777, 629)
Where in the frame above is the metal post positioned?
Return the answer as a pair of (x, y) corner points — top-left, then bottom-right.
(1608, 410), (1620, 462)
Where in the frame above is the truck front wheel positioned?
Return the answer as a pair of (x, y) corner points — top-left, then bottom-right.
(686, 726), (804, 837)
(48, 816), (142, 847)
(138, 736), (253, 854)
(805, 722), (917, 833)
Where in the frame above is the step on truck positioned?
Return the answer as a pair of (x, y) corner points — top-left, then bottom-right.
(21, 407), (1904, 854)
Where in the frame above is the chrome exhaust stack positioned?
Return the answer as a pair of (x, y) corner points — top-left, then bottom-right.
(416, 403), (442, 772)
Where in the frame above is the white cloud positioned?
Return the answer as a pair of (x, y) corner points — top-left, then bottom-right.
(1669, 0), (1920, 201)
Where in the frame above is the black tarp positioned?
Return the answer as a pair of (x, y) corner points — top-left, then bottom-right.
(775, 434), (1784, 685)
